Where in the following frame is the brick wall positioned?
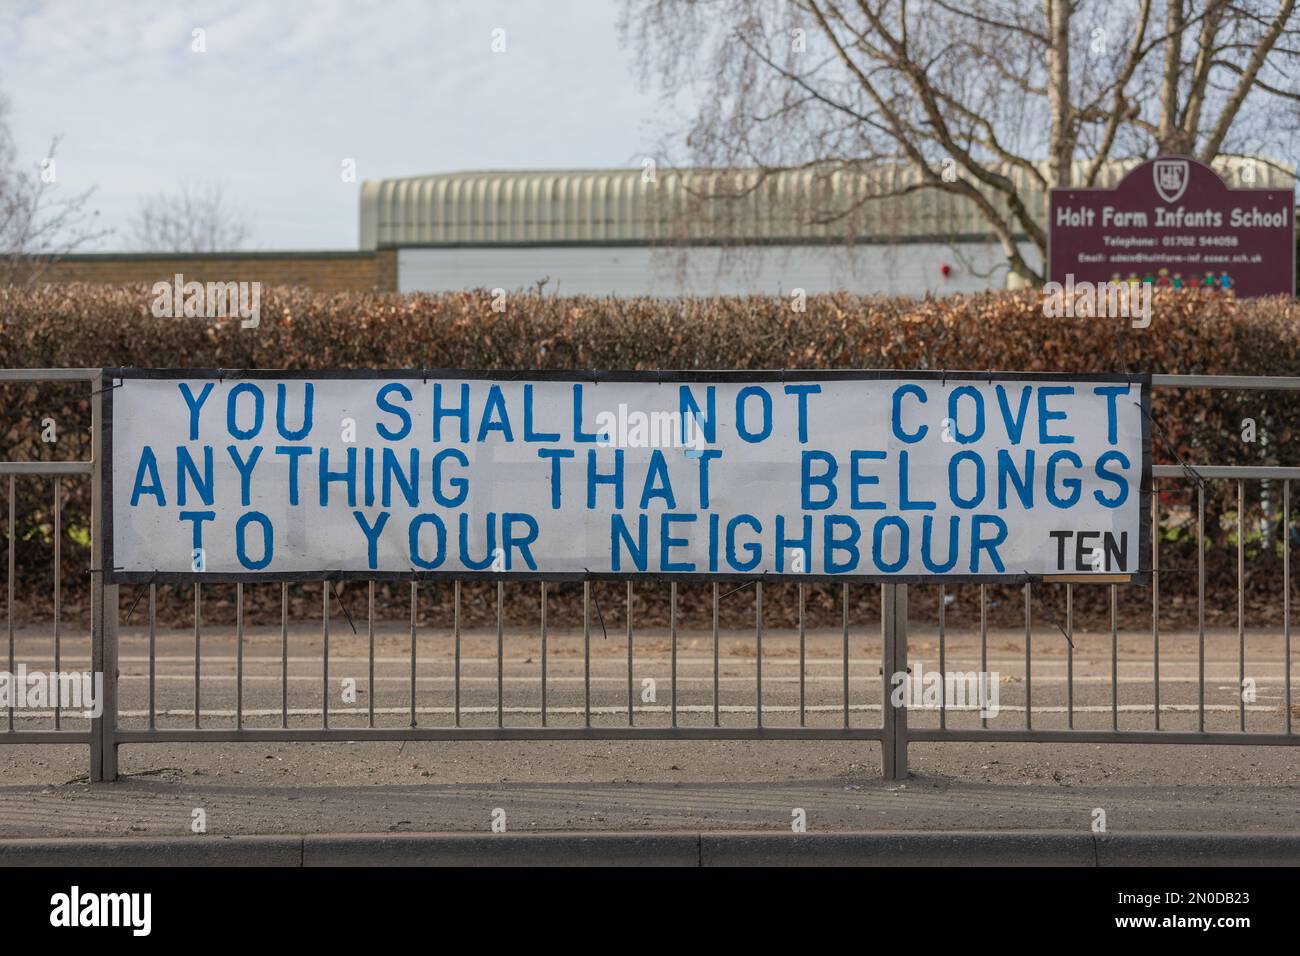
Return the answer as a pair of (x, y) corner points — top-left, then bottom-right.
(19, 250), (398, 293)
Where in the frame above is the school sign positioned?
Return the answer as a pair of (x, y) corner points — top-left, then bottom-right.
(104, 370), (1151, 584)
(1049, 156), (1295, 297)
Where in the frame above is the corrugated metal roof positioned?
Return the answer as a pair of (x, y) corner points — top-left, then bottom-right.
(359, 160), (1295, 250)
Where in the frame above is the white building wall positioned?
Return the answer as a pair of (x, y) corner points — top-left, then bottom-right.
(398, 242), (1043, 296)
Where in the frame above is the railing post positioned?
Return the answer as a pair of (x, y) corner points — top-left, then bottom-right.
(89, 370), (118, 782)
(881, 583), (909, 780)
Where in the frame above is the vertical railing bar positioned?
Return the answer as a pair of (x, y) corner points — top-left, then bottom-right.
(454, 580), (462, 727)
(798, 583), (806, 728)
(498, 580), (506, 729)
(280, 582), (288, 729)
(938, 584), (946, 730)
(1110, 583), (1118, 732)
(409, 581), (417, 728)
(235, 582), (244, 729)
(147, 584), (156, 730)
(840, 583), (848, 729)
(322, 580), (330, 730)
(625, 581), (633, 727)
(6, 475), (12, 732)
(670, 581), (678, 729)
(1285, 479), (1292, 736)
(1066, 583), (1074, 729)
(540, 582), (547, 727)
(53, 477), (61, 729)
(1152, 481), (1160, 731)
(1238, 478), (1245, 732)
(367, 581), (375, 729)
(89, 373), (113, 781)
(880, 583), (909, 778)
(755, 580), (763, 728)
(194, 583), (201, 729)
(582, 581), (591, 728)
(880, 584), (889, 768)
(711, 582), (719, 727)
(979, 584), (987, 729)
(280, 582), (288, 723)
(1198, 482), (1206, 733)
(1024, 582), (1032, 730)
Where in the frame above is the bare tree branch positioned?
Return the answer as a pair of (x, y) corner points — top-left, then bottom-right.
(1199, 0), (1297, 158)
(130, 182), (250, 253)
(620, 0), (1300, 289)
(0, 90), (110, 284)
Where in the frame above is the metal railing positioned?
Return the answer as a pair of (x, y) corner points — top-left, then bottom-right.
(0, 370), (1296, 783)
(0, 369), (111, 780)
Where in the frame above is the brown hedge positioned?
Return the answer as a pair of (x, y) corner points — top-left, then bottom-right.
(1, 282), (1298, 632)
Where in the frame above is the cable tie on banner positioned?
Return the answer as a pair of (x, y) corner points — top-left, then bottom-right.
(1024, 572), (1075, 650)
(217, 369), (225, 385)
(719, 580), (753, 600)
(1018, 569), (1045, 590)
(330, 577), (358, 635)
(1134, 401), (1206, 489)
(122, 570), (160, 624)
(719, 573), (766, 601)
(581, 570), (609, 641)
(90, 379), (123, 398)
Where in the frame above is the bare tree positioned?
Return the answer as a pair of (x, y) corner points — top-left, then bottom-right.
(0, 90), (109, 284)
(621, 0), (1300, 285)
(130, 182), (250, 253)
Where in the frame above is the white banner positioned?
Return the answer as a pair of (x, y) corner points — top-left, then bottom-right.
(105, 371), (1150, 582)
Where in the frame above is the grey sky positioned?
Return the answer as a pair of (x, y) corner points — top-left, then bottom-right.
(1, 0), (678, 250)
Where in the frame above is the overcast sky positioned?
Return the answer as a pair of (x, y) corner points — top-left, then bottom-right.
(1, 0), (680, 250)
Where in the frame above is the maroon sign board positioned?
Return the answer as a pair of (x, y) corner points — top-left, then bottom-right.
(1049, 156), (1295, 297)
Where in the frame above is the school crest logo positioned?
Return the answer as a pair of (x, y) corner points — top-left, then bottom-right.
(1153, 159), (1189, 204)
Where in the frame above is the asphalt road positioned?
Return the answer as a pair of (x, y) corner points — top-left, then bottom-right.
(8, 618), (1297, 732)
